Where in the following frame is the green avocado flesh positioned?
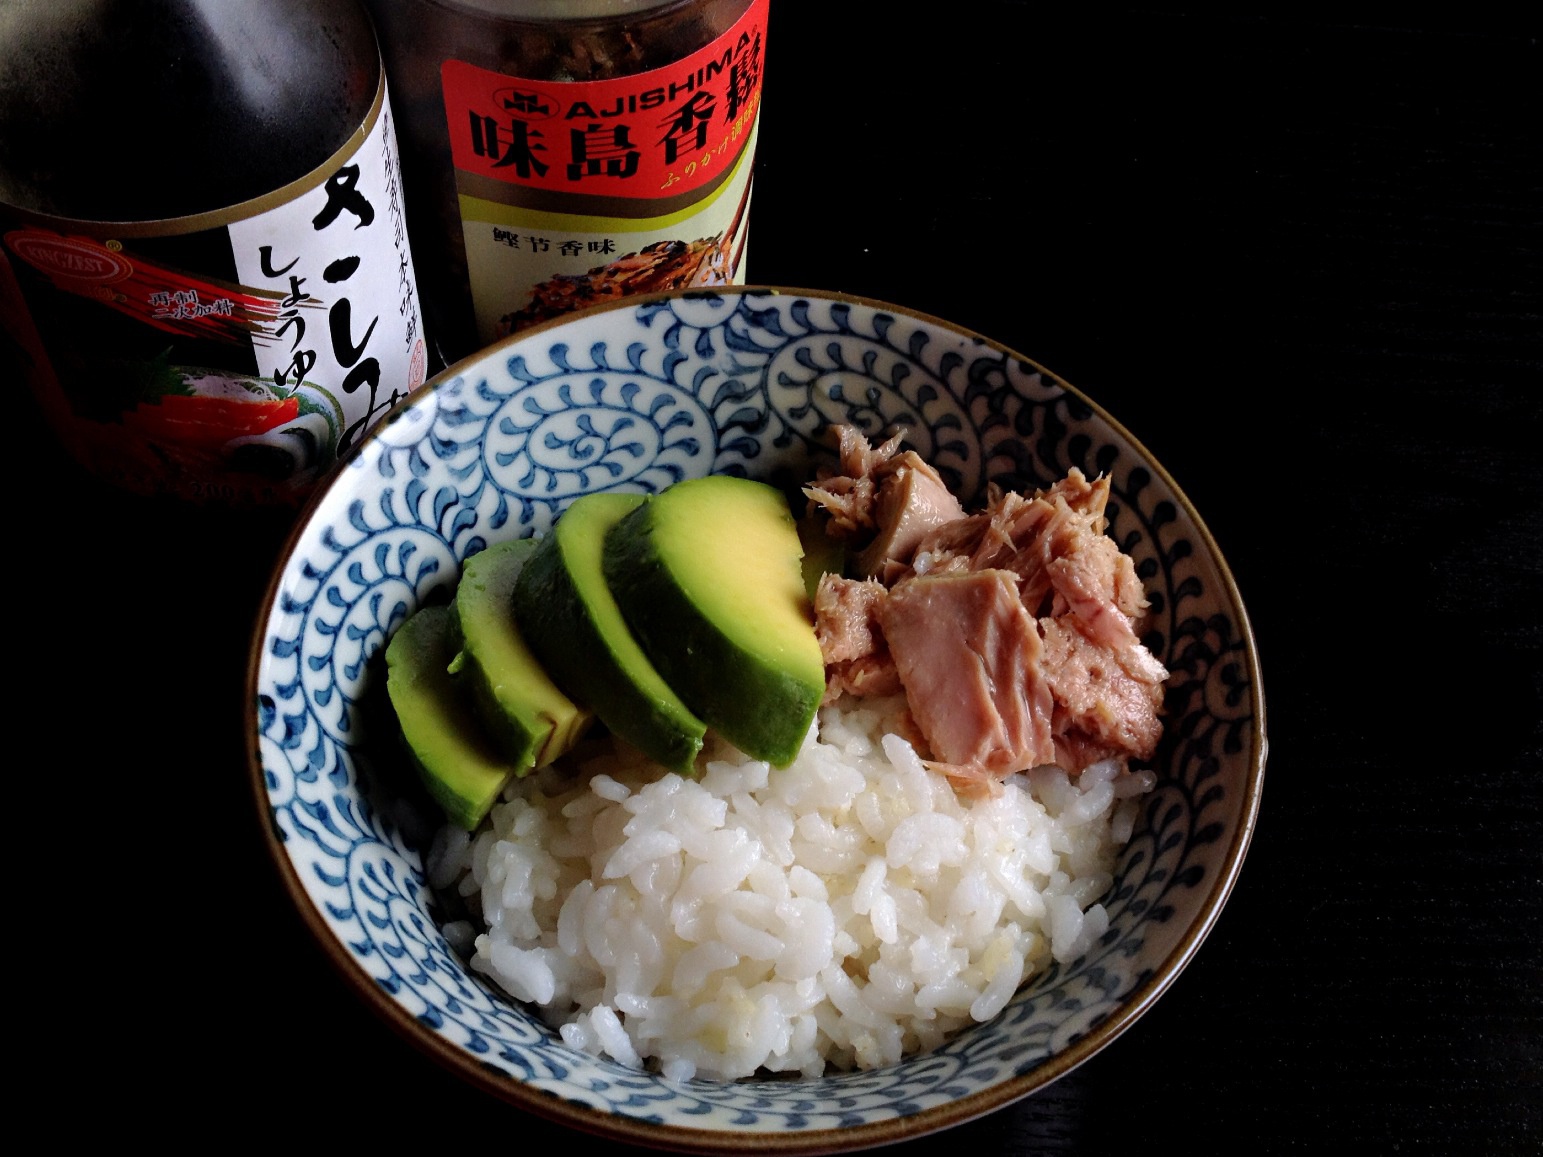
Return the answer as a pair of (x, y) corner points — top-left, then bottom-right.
(797, 512), (847, 600)
(602, 475), (825, 767)
(449, 538), (592, 771)
(514, 492), (708, 775)
(384, 605), (516, 831)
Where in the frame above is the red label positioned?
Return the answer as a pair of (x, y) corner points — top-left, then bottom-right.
(441, 0), (768, 200)
(4, 228), (283, 346)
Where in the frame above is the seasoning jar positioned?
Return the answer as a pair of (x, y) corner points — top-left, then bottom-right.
(0, 0), (428, 507)
(364, 0), (768, 367)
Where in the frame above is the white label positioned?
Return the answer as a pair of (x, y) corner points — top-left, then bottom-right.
(229, 90), (427, 456)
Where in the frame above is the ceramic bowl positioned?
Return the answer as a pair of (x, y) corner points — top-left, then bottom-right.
(246, 286), (1266, 1152)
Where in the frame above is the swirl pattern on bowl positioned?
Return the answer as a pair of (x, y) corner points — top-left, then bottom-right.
(250, 287), (1262, 1144)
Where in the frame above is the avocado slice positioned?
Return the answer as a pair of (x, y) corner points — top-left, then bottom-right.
(384, 604), (516, 830)
(602, 476), (826, 767)
(448, 538), (592, 770)
(513, 492), (708, 775)
(797, 512), (847, 601)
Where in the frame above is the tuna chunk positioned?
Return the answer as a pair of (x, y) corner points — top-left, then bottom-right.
(813, 574), (901, 702)
(814, 573), (887, 665)
(853, 451), (965, 582)
(913, 472), (1110, 584)
(878, 570), (1055, 780)
(802, 426), (905, 538)
(1038, 616), (1165, 764)
(804, 425), (967, 582)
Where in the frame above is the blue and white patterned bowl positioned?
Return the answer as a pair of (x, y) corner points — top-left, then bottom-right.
(246, 286), (1265, 1152)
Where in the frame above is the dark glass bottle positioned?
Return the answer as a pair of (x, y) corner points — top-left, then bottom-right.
(0, 0), (428, 506)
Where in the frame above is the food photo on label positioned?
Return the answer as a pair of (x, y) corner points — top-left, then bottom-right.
(247, 286), (1265, 1150)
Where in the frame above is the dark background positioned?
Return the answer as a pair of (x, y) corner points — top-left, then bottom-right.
(21, 5), (1538, 1152)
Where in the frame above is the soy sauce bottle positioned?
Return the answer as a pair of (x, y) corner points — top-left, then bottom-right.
(0, 0), (428, 507)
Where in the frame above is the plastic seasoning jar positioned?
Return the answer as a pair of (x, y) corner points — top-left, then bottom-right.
(0, 0), (428, 507)
(363, 0), (768, 366)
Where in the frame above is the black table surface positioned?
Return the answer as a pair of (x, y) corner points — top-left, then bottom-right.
(20, 6), (1538, 1152)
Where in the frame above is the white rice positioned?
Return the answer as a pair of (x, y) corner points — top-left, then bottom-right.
(428, 695), (1154, 1082)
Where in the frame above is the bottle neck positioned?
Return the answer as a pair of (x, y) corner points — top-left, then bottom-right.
(0, 0), (381, 220)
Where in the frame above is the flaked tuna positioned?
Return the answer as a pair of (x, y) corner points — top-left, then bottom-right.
(804, 429), (964, 581)
(878, 570), (1056, 785)
(1039, 616), (1165, 764)
(805, 425), (1169, 787)
(813, 573), (901, 702)
(802, 425), (904, 538)
(853, 453), (964, 582)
